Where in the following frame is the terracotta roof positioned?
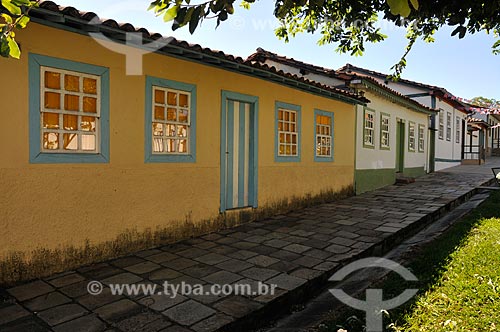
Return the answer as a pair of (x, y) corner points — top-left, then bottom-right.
(247, 48), (435, 114)
(20, 1), (368, 105)
(337, 63), (469, 112)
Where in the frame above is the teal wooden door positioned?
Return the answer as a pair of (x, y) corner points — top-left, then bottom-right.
(222, 99), (256, 210)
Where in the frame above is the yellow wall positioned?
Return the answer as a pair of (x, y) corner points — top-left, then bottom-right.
(0, 22), (355, 257)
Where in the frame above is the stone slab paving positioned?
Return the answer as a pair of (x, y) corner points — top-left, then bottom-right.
(0, 171), (494, 332)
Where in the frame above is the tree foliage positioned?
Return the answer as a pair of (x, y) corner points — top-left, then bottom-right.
(470, 96), (499, 110)
(1, 0), (500, 78)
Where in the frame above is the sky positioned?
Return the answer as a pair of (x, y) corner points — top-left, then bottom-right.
(52, 0), (500, 100)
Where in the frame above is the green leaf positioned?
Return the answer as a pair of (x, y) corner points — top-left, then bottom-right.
(409, 0), (419, 10)
(189, 6), (202, 34)
(7, 36), (20, 58)
(163, 5), (178, 22)
(15, 15), (29, 28)
(1, 13), (13, 24)
(1, 0), (22, 15)
(387, 0), (411, 17)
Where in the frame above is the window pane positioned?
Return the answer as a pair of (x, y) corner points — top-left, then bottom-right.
(154, 106), (165, 120)
(155, 89), (165, 104)
(44, 71), (60, 89)
(81, 116), (96, 132)
(291, 112), (296, 122)
(83, 78), (97, 94)
(44, 92), (60, 109)
(179, 109), (189, 123)
(179, 139), (188, 153)
(167, 92), (177, 106)
(63, 133), (78, 150)
(153, 123), (163, 136)
(278, 110), (284, 120)
(83, 97), (97, 113)
(64, 95), (80, 111)
(291, 145), (297, 155)
(63, 114), (78, 130)
(167, 108), (177, 121)
(82, 135), (96, 151)
(284, 112), (290, 121)
(166, 139), (176, 152)
(153, 138), (164, 152)
(179, 94), (189, 107)
(64, 75), (80, 92)
(166, 124), (176, 137)
(177, 125), (188, 137)
(43, 132), (59, 150)
(42, 113), (59, 129)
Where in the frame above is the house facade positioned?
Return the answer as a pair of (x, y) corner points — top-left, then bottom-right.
(0, 3), (366, 260)
(338, 64), (469, 172)
(248, 49), (435, 194)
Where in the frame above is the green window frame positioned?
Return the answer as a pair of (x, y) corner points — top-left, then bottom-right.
(363, 108), (375, 149)
(380, 113), (390, 150)
(408, 121), (416, 152)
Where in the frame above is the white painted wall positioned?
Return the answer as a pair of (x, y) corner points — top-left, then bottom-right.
(355, 91), (429, 172)
(262, 60), (345, 87)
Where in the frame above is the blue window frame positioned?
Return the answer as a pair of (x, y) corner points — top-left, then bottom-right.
(275, 101), (301, 162)
(314, 109), (334, 162)
(145, 76), (197, 163)
(29, 53), (110, 163)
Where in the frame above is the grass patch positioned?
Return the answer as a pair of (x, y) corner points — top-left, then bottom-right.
(324, 190), (500, 332)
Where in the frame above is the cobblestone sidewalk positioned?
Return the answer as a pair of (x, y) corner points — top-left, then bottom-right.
(0, 171), (494, 332)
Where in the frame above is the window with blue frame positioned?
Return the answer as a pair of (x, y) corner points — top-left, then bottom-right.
(275, 101), (301, 162)
(314, 109), (334, 162)
(29, 54), (110, 163)
(145, 76), (196, 163)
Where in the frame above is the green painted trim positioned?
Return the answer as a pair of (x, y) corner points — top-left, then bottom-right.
(435, 158), (462, 163)
(403, 166), (426, 178)
(408, 121), (416, 152)
(362, 107), (376, 149)
(379, 112), (391, 150)
(360, 80), (436, 115)
(355, 168), (396, 194)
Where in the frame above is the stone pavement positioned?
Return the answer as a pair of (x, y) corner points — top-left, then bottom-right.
(0, 169), (495, 332)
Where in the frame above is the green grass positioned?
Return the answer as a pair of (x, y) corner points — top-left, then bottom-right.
(325, 191), (500, 332)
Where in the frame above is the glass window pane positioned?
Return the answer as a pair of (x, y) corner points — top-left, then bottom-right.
(81, 116), (96, 132)
(82, 135), (96, 151)
(44, 71), (60, 89)
(177, 125), (187, 137)
(166, 124), (176, 137)
(63, 114), (78, 130)
(63, 133), (78, 150)
(153, 138), (164, 152)
(284, 123), (289, 131)
(155, 89), (165, 104)
(155, 106), (165, 120)
(284, 111), (290, 121)
(64, 95), (80, 111)
(43, 132), (59, 150)
(285, 145), (291, 155)
(179, 139), (188, 153)
(44, 92), (60, 109)
(83, 78), (97, 94)
(167, 92), (177, 106)
(179, 109), (189, 123)
(64, 75), (80, 92)
(167, 108), (177, 121)
(278, 110), (283, 120)
(291, 112), (296, 122)
(166, 139), (176, 152)
(279, 133), (285, 144)
(179, 94), (189, 107)
(83, 97), (97, 113)
(278, 122), (283, 131)
(279, 144), (285, 155)
(42, 112), (59, 129)
(153, 123), (163, 136)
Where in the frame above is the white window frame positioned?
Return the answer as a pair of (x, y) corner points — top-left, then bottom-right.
(363, 109), (375, 148)
(40, 66), (101, 154)
(151, 86), (191, 155)
(446, 111), (452, 141)
(408, 121), (416, 152)
(380, 113), (390, 149)
(438, 110), (444, 140)
(277, 108), (299, 157)
(315, 110), (333, 159)
(456, 116), (461, 143)
(418, 124), (425, 152)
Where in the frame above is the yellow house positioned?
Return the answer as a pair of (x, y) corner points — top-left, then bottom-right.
(0, 2), (367, 275)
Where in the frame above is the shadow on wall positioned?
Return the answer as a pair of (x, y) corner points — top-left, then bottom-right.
(0, 186), (354, 286)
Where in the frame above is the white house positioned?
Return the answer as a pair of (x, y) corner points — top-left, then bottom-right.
(248, 49), (436, 193)
(337, 64), (470, 172)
